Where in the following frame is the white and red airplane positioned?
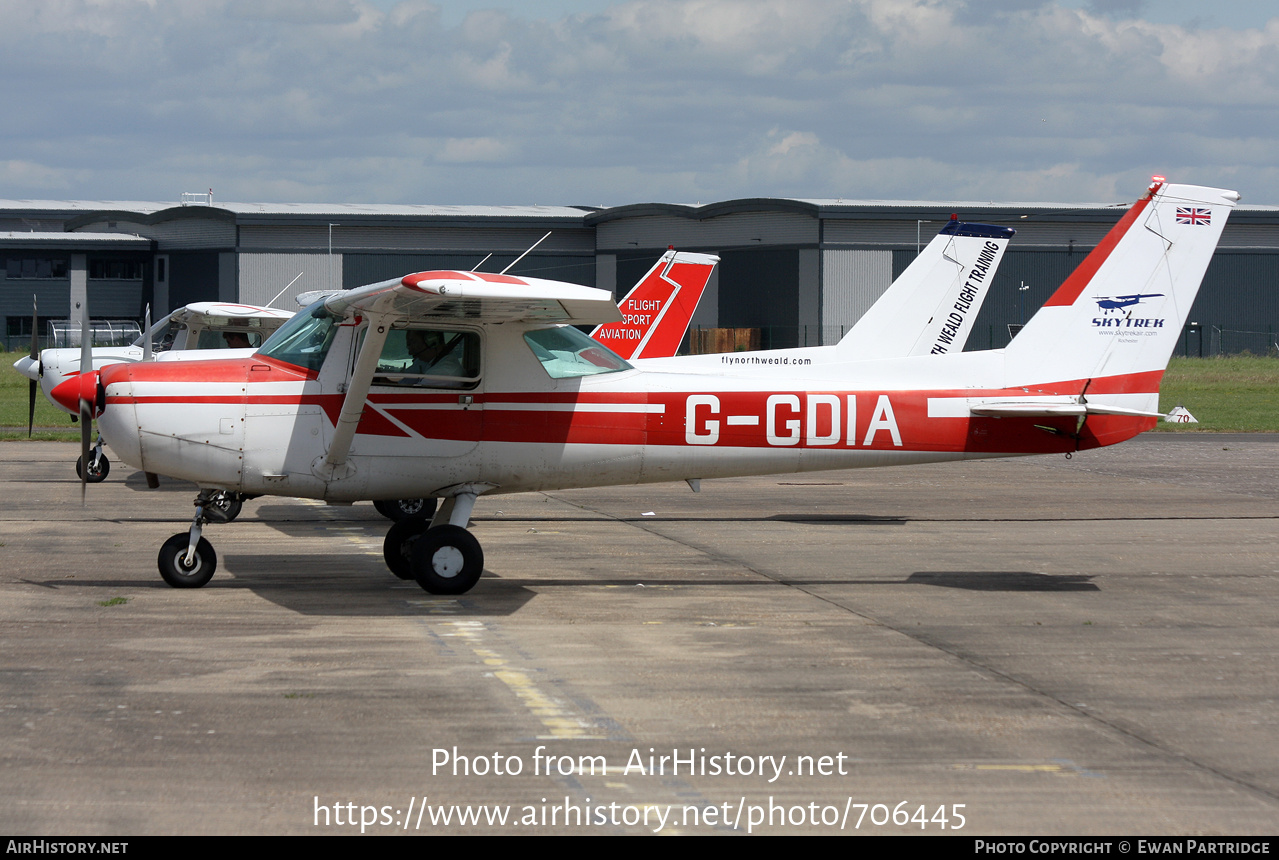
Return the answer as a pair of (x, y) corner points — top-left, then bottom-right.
(93, 179), (1224, 596)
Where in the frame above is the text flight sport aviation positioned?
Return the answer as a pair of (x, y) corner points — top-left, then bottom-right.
(92, 178), (1227, 596)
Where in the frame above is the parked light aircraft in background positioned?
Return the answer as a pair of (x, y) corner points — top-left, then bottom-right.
(14, 302), (295, 481)
(92, 179), (1229, 596)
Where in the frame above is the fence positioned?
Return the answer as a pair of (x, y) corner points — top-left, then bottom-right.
(691, 325), (1279, 358)
(691, 325), (848, 353)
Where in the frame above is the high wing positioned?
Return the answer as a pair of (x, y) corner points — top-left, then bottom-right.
(323, 270), (622, 326)
(317, 269), (622, 477)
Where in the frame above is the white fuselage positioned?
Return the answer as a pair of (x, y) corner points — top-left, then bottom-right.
(96, 318), (1148, 502)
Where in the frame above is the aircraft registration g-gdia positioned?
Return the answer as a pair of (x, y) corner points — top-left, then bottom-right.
(94, 179), (1236, 595)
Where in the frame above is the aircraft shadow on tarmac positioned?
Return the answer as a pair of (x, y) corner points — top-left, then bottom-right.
(123, 471), (194, 492)
(906, 571), (1100, 591)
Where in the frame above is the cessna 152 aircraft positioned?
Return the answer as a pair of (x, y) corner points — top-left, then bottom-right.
(92, 178), (1228, 596)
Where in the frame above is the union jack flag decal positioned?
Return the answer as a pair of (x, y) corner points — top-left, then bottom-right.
(1176, 207), (1211, 225)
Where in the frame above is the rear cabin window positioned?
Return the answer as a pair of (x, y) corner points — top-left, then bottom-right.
(524, 327), (631, 379)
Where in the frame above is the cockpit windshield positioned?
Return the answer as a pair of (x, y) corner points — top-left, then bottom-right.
(256, 301), (339, 372)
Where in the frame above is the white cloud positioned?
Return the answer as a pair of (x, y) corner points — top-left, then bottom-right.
(0, 0), (1276, 205)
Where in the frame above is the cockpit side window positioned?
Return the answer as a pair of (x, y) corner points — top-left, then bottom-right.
(195, 329), (262, 350)
(371, 327), (481, 389)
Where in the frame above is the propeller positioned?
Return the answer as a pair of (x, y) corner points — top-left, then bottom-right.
(142, 304), (159, 489)
(27, 295), (38, 437)
(79, 310), (92, 505)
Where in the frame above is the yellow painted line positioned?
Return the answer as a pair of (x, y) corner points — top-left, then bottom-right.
(445, 620), (599, 740)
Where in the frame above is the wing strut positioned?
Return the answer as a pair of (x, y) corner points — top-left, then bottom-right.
(318, 316), (391, 477)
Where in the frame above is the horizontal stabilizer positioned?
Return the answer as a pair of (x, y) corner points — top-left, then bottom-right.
(967, 397), (1165, 419)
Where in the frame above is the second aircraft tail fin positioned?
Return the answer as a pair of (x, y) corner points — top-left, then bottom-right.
(591, 250), (718, 360)
(836, 219), (1013, 361)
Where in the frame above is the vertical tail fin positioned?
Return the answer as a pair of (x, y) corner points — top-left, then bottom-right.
(1005, 180), (1238, 390)
(836, 220), (1013, 361)
(591, 250), (718, 360)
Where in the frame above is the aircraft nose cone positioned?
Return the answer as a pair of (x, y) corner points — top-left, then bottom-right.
(12, 355), (39, 381)
(49, 371), (100, 414)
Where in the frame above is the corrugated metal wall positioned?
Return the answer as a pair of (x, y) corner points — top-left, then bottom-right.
(239, 252), (341, 308)
(597, 211), (817, 250)
(1190, 251), (1279, 353)
(822, 249), (892, 344)
(239, 225), (594, 253)
(90, 282), (144, 317)
(75, 218), (235, 250)
(825, 218), (1119, 249)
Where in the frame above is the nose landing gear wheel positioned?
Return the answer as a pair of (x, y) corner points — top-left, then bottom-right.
(411, 525), (484, 595)
(158, 533), (218, 588)
(383, 518), (433, 580)
(75, 453), (110, 483)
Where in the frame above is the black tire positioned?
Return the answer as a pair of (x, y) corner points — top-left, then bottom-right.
(207, 492), (243, 523)
(411, 525), (484, 595)
(383, 518), (433, 580)
(373, 498), (438, 522)
(75, 453), (110, 483)
(158, 533), (217, 588)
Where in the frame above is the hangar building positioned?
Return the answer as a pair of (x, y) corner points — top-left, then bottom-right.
(3, 191), (1276, 356)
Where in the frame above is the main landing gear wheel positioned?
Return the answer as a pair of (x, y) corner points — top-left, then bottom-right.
(206, 492), (243, 523)
(75, 453), (110, 483)
(383, 518), (433, 580)
(411, 525), (484, 595)
(158, 533), (218, 588)
(373, 498), (438, 522)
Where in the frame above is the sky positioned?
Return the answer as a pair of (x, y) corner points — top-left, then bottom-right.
(2, 0), (1278, 208)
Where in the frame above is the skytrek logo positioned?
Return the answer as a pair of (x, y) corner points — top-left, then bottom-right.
(1094, 293), (1164, 314)
(1092, 293), (1167, 331)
